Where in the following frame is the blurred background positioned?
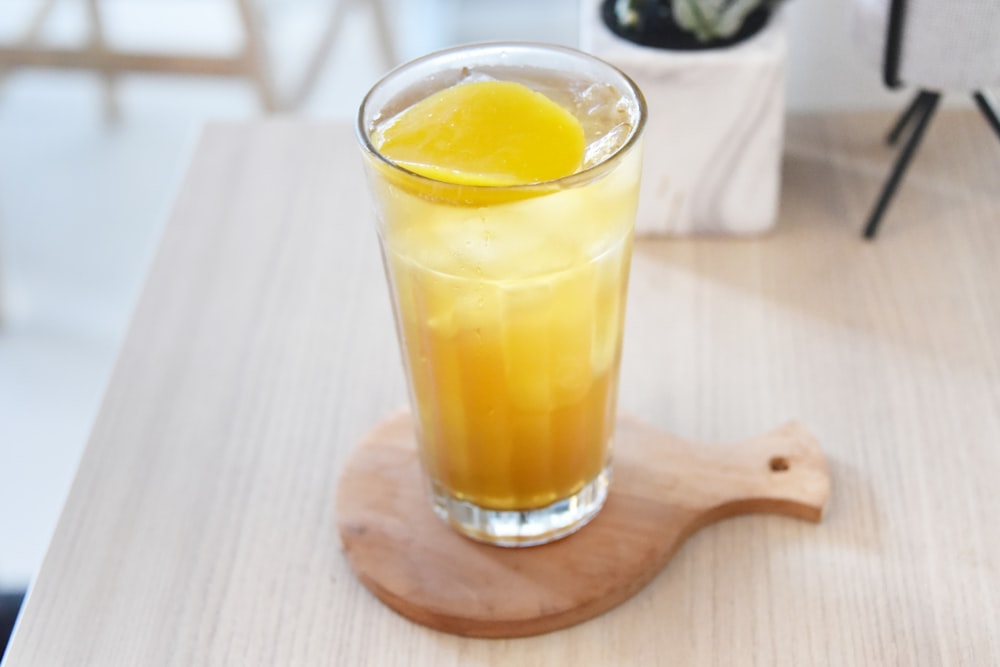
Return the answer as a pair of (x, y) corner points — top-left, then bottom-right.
(0, 0), (909, 592)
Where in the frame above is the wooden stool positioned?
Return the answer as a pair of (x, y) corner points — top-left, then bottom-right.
(0, 0), (397, 116)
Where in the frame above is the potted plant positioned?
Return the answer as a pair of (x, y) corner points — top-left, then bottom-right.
(581, 0), (789, 235)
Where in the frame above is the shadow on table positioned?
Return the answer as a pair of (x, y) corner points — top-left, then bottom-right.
(631, 112), (1000, 374)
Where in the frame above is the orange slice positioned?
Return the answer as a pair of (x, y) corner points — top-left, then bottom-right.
(373, 80), (585, 204)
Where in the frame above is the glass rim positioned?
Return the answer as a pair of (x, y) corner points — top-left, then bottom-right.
(355, 41), (647, 195)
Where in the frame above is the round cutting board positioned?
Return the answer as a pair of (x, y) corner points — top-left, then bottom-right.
(336, 412), (830, 638)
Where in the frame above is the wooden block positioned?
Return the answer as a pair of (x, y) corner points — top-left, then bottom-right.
(580, 0), (787, 235)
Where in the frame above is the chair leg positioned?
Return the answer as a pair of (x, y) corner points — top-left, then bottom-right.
(369, 0), (397, 69)
(864, 90), (941, 240)
(973, 91), (1000, 141)
(0, 0), (58, 85)
(85, 0), (119, 122)
(236, 0), (278, 112)
(887, 91), (928, 146)
(285, 0), (347, 110)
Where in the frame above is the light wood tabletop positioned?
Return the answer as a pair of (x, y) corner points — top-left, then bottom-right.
(5, 112), (999, 665)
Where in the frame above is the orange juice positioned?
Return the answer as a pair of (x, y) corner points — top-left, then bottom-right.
(358, 44), (645, 545)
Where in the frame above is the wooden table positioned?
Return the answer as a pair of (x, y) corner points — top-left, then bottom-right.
(5, 114), (999, 665)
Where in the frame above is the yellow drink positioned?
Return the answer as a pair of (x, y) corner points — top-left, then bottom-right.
(358, 44), (645, 545)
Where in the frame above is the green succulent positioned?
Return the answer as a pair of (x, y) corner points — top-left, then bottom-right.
(614, 0), (782, 43)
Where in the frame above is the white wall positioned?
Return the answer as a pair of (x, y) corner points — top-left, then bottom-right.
(397, 0), (925, 112)
(784, 0), (910, 111)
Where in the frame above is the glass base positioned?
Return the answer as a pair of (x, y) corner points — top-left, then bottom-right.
(430, 467), (611, 547)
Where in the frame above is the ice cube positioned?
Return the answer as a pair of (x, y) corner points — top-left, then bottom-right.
(575, 82), (620, 118)
(583, 122), (633, 169)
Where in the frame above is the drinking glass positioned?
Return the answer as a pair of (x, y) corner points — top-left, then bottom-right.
(356, 42), (646, 546)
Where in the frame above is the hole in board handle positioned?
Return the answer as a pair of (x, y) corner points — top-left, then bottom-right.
(769, 456), (790, 472)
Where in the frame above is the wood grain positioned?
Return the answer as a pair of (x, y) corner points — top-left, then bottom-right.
(4, 112), (999, 665)
(337, 412), (830, 638)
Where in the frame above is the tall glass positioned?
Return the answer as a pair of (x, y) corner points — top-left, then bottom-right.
(356, 43), (646, 546)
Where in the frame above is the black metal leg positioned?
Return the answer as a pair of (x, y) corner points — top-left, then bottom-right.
(864, 91), (941, 240)
(973, 91), (1000, 141)
(1, 589), (26, 659)
(887, 91), (928, 146)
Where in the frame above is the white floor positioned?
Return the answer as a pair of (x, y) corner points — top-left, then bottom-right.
(0, 0), (583, 589)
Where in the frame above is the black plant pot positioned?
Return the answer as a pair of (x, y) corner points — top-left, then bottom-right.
(601, 0), (772, 50)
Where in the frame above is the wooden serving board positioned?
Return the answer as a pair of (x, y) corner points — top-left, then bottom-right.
(336, 412), (831, 638)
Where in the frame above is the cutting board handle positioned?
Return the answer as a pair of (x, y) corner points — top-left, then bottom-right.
(633, 421), (830, 535)
(715, 421), (831, 522)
